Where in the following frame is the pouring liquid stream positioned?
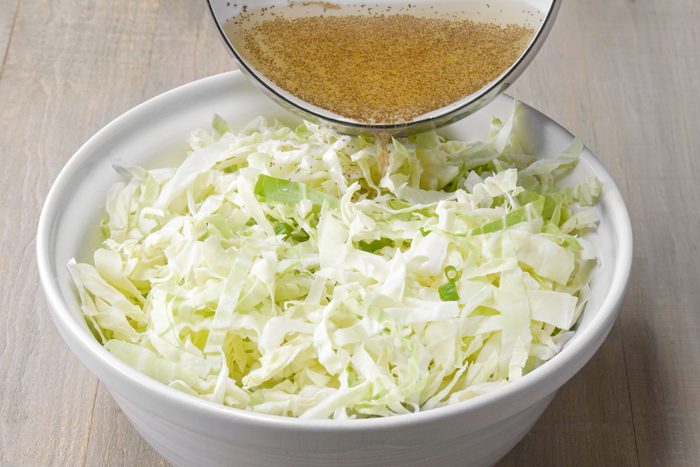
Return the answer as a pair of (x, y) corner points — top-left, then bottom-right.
(377, 132), (391, 176)
(225, 2), (538, 176)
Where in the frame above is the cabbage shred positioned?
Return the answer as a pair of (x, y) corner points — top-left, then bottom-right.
(68, 103), (601, 419)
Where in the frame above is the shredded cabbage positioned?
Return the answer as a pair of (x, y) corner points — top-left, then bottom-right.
(68, 103), (601, 419)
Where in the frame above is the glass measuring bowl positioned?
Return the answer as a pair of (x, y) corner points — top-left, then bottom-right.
(206, 0), (560, 135)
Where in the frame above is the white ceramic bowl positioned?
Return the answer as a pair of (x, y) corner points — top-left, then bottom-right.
(37, 71), (632, 467)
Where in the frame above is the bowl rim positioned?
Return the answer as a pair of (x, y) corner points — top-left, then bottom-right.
(36, 70), (633, 431)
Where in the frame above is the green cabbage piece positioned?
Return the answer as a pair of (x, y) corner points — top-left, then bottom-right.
(68, 103), (601, 419)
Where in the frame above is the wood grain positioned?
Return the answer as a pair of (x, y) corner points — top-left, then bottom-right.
(0, 0), (20, 76)
(1, 0), (698, 465)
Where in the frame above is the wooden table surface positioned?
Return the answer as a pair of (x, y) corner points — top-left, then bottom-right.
(1, 1), (699, 465)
